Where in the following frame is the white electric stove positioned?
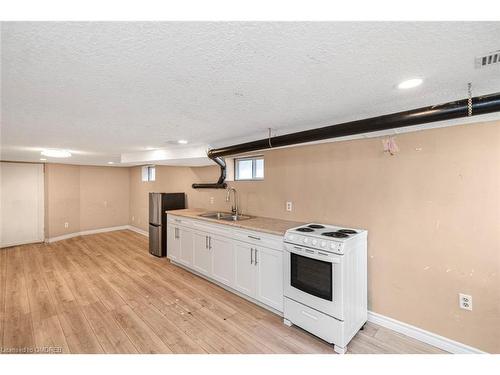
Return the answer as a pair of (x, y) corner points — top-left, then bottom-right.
(283, 223), (367, 354)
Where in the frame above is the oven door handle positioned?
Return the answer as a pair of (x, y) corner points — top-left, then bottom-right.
(286, 247), (341, 264)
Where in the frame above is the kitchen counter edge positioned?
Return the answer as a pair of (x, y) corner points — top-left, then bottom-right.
(165, 208), (304, 237)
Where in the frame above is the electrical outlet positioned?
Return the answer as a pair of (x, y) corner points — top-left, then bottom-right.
(286, 201), (293, 212)
(104, 200), (108, 208)
(64, 222), (69, 229)
(459, 293), (472, 311)
(210, 197), (214, 205)
(131, 216), (135, 222)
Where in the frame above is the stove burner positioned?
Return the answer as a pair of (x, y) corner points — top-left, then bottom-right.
(337, 229), (357, 234)
(322, 231), (349, 238)
(307, 224), (325, 229)
(296, 227), (314, 232)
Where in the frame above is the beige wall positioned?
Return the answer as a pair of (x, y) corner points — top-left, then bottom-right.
(128, 165), (225, 229)
(45, 164), (129, 237)
(129, 120), (500, 353)
(39, 120), (500, 352)
(45, 164), (80, 237)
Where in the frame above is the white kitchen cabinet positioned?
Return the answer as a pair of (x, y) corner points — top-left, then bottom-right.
(233, 242), (256, 297)
(178, 227), (194, 267)
(166, 214), (284, 313)
(234, 243), (283, 311)
(211, 235), (235, 286)
(255, 246), (284, 311)
(192, 231), (212, 276)
(167, 225), (180, 261)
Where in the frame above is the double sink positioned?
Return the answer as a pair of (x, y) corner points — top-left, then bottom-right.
(199, 211), (252, 222)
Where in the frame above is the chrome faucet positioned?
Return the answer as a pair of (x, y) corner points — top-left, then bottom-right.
(226, 187), (239, 216)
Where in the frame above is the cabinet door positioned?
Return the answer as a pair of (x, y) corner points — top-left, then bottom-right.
(255, 246), (284, 311)
(192, 231), (212, 276)
(211, 235), (235, 287)
(178, 228), (194, 266)
(167, 225), (180, 261)
(233, 242), (256, 297)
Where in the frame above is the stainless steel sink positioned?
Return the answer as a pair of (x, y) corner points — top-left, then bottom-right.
(219, 214), (252, 222)
(198, 211), (233, 219)
(198, 212), (251, 221)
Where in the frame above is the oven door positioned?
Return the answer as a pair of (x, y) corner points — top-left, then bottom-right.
(284, 244), (343, 320)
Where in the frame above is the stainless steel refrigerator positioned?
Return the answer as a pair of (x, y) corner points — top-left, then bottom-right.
(149, 192), (185, 257)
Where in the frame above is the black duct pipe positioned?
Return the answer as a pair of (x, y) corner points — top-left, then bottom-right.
(192, 92), (500, 189)
(192, 156), (228, 189)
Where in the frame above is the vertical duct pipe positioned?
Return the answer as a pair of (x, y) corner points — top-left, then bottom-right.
(192, 156), (227, 189)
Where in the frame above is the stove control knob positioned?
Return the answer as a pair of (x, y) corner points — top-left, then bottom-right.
(311, 239), (318, 246)
(303, 238), (308, 244)
(330, 243), (335, 250)
(320, 241), (326, 248)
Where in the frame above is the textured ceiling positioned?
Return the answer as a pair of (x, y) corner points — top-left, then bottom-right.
(1, 22), (500, 165)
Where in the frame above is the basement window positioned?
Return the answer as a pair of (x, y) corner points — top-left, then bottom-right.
(234, 156), (264, 181)
(141, 165), (156, 182)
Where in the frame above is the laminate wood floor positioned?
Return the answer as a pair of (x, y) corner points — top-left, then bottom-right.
(0, 230), (445, 354)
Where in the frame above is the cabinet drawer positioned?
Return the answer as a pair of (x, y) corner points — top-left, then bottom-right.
(167, 215), (186, 225)
(233, 231), (283, 251)
(284, 298), (344, 346)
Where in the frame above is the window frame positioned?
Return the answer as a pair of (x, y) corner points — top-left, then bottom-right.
(234, 156), (264, 181)
(141, 165), (156, 182)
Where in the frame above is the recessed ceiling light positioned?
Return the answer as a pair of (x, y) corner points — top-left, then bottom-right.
(177, 140), (188, 144)
(107, 161), (114, 165)
(40, 158), (47, 161)
(398, 78), (423, 89)
(41, 149), (72, 158)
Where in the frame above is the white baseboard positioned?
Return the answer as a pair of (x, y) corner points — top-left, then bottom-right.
(47, 224), (149, 243)
(126, 225), (149, 237)
(47, 225), (129, 243)
(1, 238), (45, 249)
(367, 311), (486, 354)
